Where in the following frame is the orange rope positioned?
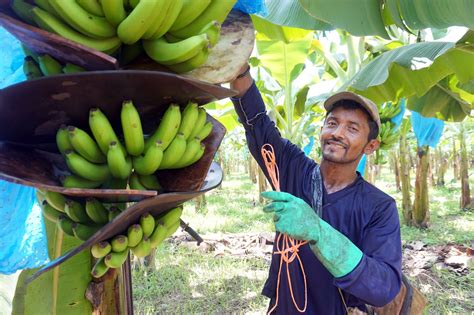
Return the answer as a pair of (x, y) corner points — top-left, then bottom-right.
(261, 144), (308, 314)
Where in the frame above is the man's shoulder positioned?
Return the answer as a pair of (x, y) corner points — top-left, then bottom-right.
(357, 178), (396, 208)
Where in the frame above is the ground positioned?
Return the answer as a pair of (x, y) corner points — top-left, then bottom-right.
(132, 169), (474, 314)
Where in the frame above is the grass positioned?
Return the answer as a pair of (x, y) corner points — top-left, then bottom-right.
(133, 166), (474, 314)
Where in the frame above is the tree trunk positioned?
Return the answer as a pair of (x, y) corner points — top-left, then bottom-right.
(435, 147), (447, 186)
(428, 156), (435, 187)
(399, 130), (413, 225)
(257, 168), (267, 204)
(391, 150), (401, 192)
(452, 138), (459, 181)
(413, 146), (430, 228)
(248, 156), (257, 184)
(195, 194), (207, 211)
(459, 123), (472, 209)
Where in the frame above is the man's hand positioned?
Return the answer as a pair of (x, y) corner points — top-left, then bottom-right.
(230, 63), (253, 98)
(261, 191), (320, 242)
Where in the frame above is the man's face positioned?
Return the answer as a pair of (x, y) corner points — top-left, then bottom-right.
(320, 106), (374, 164)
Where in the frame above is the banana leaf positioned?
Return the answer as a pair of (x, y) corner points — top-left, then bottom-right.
(256, 0), (333, 31)
(345, 38), (474, 121)
(12, 219), (92, 315)
(251, 15), (313, 44)
(298, 0), (389, 38)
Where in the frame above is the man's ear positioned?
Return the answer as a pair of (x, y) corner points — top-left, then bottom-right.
(364, 139), (380, 155)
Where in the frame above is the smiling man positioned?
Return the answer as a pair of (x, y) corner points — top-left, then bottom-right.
(230, 66), (402, 314)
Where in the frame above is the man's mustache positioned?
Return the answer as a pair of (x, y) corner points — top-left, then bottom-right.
(325, 138), (347, 148)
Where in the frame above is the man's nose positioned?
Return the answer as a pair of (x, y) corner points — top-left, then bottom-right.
(331, 125), (345, 139)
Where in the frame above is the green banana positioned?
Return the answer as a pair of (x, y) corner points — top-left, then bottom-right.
(178, 102), (199, 140)
(165, 220), (181, 238)
(169, 0), (211, 32)
(10, 0), (35, 25)
(129, 172), (147, 190)
(36, 189), (46, 205)
(132, 141), (163, 176)
(100, 0), (126, 27)
(44, 191), (66, 212)
(65, 199), (91, 223)
(62, 63), (85, 73)
(196, 121), (213, 141)
(141, 0), (169, 40)
(185, 143), (205, 167)
(148, 0), (183, 40)
(143, 34), (209, 66)
(144, 104), (181, 151)
(31, 7), (121, 53)
(155, 206), (183, 229)
(21, 44), (38, 62)
(108, 206), (122, 221)
(104, 249), (129, 268)
(188, 108), (207, 140)
(198, 20), (221, 47)
(68, 126), (106, 163)
(23, 56), (43, 80)
(169, 0), (236, 39)
(91, 241), (112, 258)
(72, 222), (101, 241)
(121, 100), (144, 156)
(56, 125), (73, 154)
(41, 201), (62, 223)
(137, 174), (162, 191)
(38, 54), (62, 75)
(165, 46), (210, 74)
(111, 235), (129, 252)
(77, 0), (104, 16)
(170, 137), (201, 169)
(131, 237), (151, 258)
(34, 0), (59, 18)
(102, 177), (128, 190)
(64, 150), (110, 182)
(107, 141), (132, 179)
(48, 0), (116, 39)
(61, 175), (103, 189)
(117, 0), (159, 44)
(157, 133), (187, 170)
(128, 0), (139, 9)
(149, 223), (167, 248)
(139, 212), (155, 238)
(91, 258), (109, 278)
(118, 42), (144, 66)
(127, 224), (143, 247)
(85, 198), (109, 224)
(58, 214), (75, 236)
(89, 108), (124, 156)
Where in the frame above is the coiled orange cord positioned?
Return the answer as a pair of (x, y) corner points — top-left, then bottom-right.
(261, 144), (308, 314)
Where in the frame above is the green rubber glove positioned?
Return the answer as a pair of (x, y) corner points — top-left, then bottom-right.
(262, 191), (363, 278)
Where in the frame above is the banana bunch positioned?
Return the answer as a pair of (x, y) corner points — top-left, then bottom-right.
(378, 121), (400, 150)
(37, 190), (126, 241)
(90, 206), (183, 278)
(378, 101), (402, 121)
(11, 0), (236, 72)
(56, 101), (212, 190)
(22, 48), (85, 80)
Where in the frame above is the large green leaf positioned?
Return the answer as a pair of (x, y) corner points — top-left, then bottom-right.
(398, 0), (474, 30)
(256, 0), (333, 31)
(299, 0), (389, 38)
(256, 35), (312, 87)
(251, 15), (313, 43)
(12, 220), (92, 315)
(408, 76), (472, 122)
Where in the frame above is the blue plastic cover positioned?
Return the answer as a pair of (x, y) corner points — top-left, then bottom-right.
(234, 0), (267, 15)
(303, 136), (314, 156)
(390, 99), (406, 130)
(411, 111), (445, 148)
(356, 155), (367, 177)
(0, 27), (49, 274)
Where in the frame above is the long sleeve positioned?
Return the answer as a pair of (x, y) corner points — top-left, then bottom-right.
(231, 82), (315, 197)
(334, 199), (402, 307)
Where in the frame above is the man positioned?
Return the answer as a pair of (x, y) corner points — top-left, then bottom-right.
(230, 65), (402, 314)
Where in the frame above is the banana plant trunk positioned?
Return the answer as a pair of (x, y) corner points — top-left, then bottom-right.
(365, 154), (374, 184)
(435, 147), (447, 186)
(452, 138), (459, 181)
(391, 150), (401, 192)
(257, 168), (267, 203)
(413, 146), (430, 228)
(248, 156), (257, 184)
(399, 130), (413, 225)
(459, 123), (472, 209)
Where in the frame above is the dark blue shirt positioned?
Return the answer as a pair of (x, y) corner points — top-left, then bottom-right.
(231, 83), (402, 314)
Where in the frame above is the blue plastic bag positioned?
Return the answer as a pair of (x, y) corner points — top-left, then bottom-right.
(0, 27), (49, 274)
(411, 111), (444, 148)
(303, 136), (314, 156)
(234, 0), (267, 15)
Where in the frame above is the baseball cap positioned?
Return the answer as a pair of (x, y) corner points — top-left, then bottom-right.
(324, 91), (381, 130)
